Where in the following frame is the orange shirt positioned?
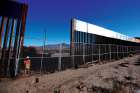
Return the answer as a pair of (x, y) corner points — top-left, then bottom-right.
(24, 60), (30, 65)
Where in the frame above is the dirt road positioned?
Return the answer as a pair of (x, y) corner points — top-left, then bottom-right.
(0, 55), (140, 93)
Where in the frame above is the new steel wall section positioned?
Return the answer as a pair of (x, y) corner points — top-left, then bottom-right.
(71, 19), (140, 66)
(74, 19), (140, 43)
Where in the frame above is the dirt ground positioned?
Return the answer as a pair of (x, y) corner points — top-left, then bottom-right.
(0, 55), (140, 93)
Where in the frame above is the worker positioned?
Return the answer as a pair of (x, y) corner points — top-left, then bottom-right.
(24, 56), (31, 75)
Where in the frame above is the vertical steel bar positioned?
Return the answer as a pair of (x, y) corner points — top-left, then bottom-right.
(71, 19), (75, 68)
(40, 30), (47, 73)
(91, 35), (93, 63)
(14, 20), (22, 76)
(78, 31), (80, 55)
(1, 18), (10, 75)
(109, 44), (111, 61)
(122, 45), (124, 58)
(0, 17), (5, 72)
(99, 44), (101, 62)
(117, 45), (119, 59)
(6, 18), (16, 75)
(0, 17), (6, 48)
(127, 46), (128, 57)
(119, 45), (121, 58)
(86, 23), (88, 63)
(104, 44), (106, 60)
(15, 32), (22, 76)
(58, 43), (62, 71)
(90, 34), (92, 62)
(83, 43), (85, 64)
(40, 37), (44, 73)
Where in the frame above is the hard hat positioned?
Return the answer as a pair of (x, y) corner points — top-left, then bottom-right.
(26, 56), (29, 59)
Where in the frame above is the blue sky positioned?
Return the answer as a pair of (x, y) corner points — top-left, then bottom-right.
(19, 0), (140, 46)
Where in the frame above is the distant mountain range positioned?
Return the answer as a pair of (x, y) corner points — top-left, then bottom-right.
(135, 37), (140, 39)
(45, 43), (70, 49)
(28, 43), (69, 54)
